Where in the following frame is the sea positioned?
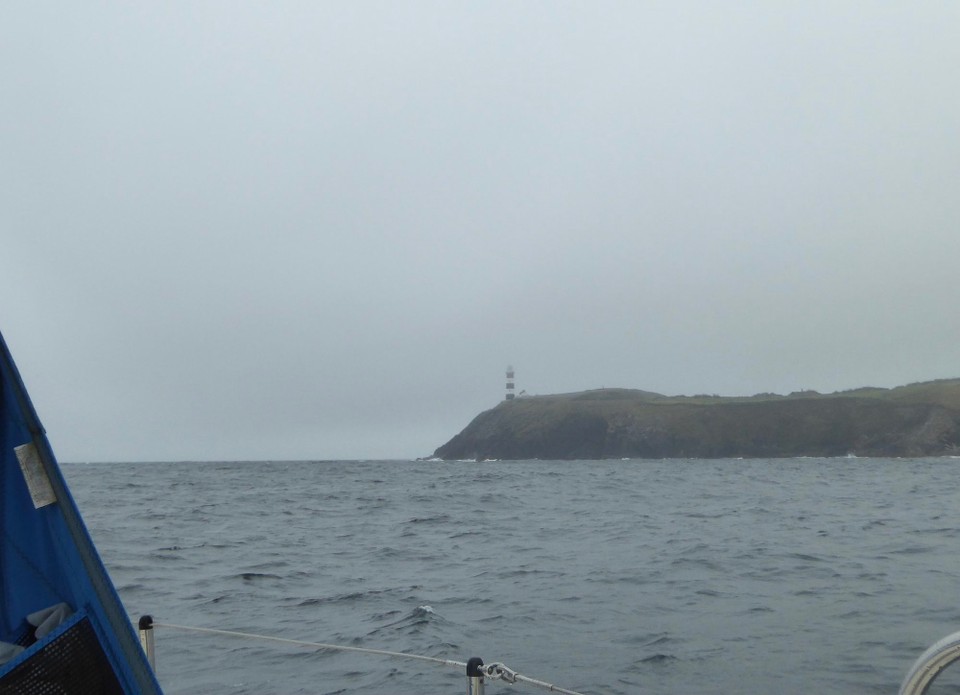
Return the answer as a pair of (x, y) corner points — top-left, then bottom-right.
(60, 457), (960, 695)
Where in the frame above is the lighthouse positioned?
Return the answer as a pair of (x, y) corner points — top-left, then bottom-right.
(505, 366), (515, 400)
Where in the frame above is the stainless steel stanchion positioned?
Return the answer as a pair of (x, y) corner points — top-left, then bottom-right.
(466, 656), (484, 695)
(138, 615), (156, 671)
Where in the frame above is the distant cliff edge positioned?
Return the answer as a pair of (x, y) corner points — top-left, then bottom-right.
(432, 381), (960, 460)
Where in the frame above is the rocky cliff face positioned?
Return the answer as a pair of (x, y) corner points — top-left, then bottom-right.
(432, 382), (960, 460)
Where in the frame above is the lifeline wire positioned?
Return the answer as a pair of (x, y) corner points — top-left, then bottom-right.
(152, 621), (589, 695)
(152, 622), (465, 668)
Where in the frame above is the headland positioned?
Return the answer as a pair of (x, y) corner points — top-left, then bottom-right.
(432, 380), (960, 460)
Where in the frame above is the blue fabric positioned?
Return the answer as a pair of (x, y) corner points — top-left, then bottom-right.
(0, 331), (163, 693)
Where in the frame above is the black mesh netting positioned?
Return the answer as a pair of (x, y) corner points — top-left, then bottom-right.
(0, 617), (123, 694)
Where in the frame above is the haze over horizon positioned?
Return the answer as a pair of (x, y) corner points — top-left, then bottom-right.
(2, 3), (958, 462)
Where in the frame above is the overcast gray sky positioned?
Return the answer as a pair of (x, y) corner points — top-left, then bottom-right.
(2, 2), (958, 461)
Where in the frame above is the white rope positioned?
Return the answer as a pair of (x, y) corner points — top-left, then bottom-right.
(151, 621), (591, 695)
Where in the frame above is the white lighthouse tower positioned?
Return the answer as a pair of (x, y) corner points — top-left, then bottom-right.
(505, 366), (515, 400)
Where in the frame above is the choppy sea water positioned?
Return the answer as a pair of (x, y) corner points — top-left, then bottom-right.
(61, 458), (960, 695)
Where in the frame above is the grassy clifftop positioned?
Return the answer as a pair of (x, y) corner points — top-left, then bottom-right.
(432, 380), (960, 460)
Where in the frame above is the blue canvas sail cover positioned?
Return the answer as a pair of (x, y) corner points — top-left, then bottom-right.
(0, 330), (162, 693)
